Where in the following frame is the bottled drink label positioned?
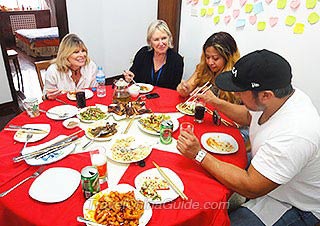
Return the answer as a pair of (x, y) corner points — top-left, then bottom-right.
(96, 66), (106, 97)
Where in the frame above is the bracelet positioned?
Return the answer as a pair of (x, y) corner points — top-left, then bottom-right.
(195, 149), (207, 163)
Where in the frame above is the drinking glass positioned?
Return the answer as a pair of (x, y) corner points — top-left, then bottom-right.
(76, 90), (86, 108)
(89, 146), (107, 183)
(23, 97), (40, 118)
(194, 100), (206, 123)
(180, 122), (194, 133)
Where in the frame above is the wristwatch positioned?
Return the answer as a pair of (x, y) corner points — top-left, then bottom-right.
(195, 149), (207, 163)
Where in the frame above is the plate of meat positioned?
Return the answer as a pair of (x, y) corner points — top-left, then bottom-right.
(108, 101), (152, 120)
(85, 120), (118, 141)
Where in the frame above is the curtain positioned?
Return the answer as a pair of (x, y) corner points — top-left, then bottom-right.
(44, 0), (57, 26)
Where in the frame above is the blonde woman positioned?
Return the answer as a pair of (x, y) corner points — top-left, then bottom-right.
(177, 32), (241, 104)
(44, 33), (97, 100)
(124, 20), (184, 90)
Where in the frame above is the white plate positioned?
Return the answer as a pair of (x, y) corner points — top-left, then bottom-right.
(21, 135), (76, 165)
(77, 106), (108, 123)
(67, 89), (94, 101)
(46, 105), (79, 120)
(201, 132), (239, 154)
(137, 113), (179, 135)
(176, 102), (195, 116)
(83, 183), (152, 226)
(85, 119), (118, 141)
(14, 124), (51, 142)
(62, 118), (80, 129)
(137, 83), (154, 94)
(134, 167), (184, 205)
(29, 167), (80, 203)
(107, 135), (152, 164)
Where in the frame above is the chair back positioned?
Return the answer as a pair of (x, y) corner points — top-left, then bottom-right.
(34, 60), (51, 91)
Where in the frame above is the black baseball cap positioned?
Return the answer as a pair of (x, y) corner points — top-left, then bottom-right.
(215, 49), (292, 92)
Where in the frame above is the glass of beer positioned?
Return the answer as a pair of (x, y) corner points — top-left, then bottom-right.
(194, 100), (206, 123)
(76, 90), (86, 108)
(89, 146), (107, 183)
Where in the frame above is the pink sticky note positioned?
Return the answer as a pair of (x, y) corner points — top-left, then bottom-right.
(265, 0), (273, 4)
(233, 9), (240, 18)
(226, 0), (233, 8)
(240, 0), (247, 7)
(269, 17), (278, 27)
(224, 15), (231, 24)
(290, 0), (300, 9)
(249, 15), (257, 25)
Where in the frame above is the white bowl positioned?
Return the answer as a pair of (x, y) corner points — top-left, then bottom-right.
(128, 85), (140, 98)
(63, 118), (80, 129)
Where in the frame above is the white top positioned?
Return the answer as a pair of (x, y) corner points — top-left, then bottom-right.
(243, 88), (320, 225)
(44, 60), (97, 93)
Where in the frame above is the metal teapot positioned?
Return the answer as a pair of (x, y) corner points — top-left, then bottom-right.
(112, 78), (130, 103)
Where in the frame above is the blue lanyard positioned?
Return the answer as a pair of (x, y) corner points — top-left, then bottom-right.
(151, 66), (163, 86)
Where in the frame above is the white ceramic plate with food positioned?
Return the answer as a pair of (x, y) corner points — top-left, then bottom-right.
(77, 106), (108, 123)
(107, 135), (152, 164)
(29, 167), (80, 203)
(46, 105), (79, 120)
(176, 102), (195, 116)
(66, 89), (94, 101)
(62, 118), (80, 129)
(21, 135), (76, 165)
(85, 119), (118, 141)
(134, 167), (184, 205)
(83, 183), (152, 226)
(137, 113), (179, 135)
(201, 132), (238, 154)
(13, 124), (51, 142)
(137, 83), (154, 94)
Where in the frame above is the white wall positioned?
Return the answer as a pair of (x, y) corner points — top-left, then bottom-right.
(179, 0), (320, 112)
(0, 48), (13, 104)
(66, 0), (158, 78)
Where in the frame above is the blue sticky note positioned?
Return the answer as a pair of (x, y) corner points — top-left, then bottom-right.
(236, 19), (246, 28)
(253, 2), (264, 14)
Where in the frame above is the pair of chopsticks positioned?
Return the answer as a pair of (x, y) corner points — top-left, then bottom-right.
(206, 110), (240, 128)
(123, 115), (136, 134)
(181, 81), (212, 108)
(153, 161), (188, 200)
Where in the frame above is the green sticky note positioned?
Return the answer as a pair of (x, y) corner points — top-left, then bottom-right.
(245, 4), (253, 13)
(306, 0), (317, 9)
(285, 15), (296, 26)
(293, 23), (304, 34)
(218, 5), (225, 14)
(203, 0), (210, 6)
(277, 0), (287, 9)
(200, 8), (207, 17)
(214, 16), (220, 24)
(308, 12), (319, 24)
(257, 21), (266, 30)
(207, 8), (214, 16)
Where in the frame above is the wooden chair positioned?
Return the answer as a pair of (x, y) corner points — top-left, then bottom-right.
(34, 60), (52, 91)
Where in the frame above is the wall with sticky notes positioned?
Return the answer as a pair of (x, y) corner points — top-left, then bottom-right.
(179, 0), (320, 111)
(66, 0), (158, 78)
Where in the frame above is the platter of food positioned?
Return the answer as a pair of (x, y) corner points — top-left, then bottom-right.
(83, 183), (152, 226)
(77, 106), (108, 123)
(137, 113), (179, 135)
(107, 135), (152, 164)
(66, 89), (94, 101)
(201, 132), (238, 154)
(136, 83), (154, 94)
(46, 105), (79, 120)
(176, 102), (195, 116)
(85, 120), (118, 141)
(134, 167), (184, 204)
(13, 124), (51, 143)
(108, 101), (152, 120)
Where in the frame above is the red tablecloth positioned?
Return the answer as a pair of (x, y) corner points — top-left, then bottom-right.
(0, 86), (246, 226)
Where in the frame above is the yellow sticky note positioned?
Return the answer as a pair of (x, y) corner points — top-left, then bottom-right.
(285, 15), (296, 26)
(308, 12), (319, 24)
(257, 21), (266, 30)
(200, 8), (207, 17)
(306, 0), (316, 9)
(203, 0), (210, 6)
(245, 4), (253, 13)
(218, 5), (225, 14)
(277, 0), (287, 8)
(207, 8), (214, 16)
(214, 16), (220, 24)
(293, 23), (304, 34)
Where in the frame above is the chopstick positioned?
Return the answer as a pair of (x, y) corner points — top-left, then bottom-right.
(3, 128), (48, 134)
(207, 110), (240, 128)
(152, 161), (188, 200)
(123, 115), (135, 134)
(183, 81), (210, 105)
(181, 82), (212, 108)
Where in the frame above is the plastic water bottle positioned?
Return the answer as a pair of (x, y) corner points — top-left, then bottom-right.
(96, 66), (106, 97)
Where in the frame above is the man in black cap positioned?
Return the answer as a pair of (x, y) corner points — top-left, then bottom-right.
(177, 49), (320, 225)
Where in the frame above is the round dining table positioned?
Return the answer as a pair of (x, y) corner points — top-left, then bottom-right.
(0, 85), (247, 226)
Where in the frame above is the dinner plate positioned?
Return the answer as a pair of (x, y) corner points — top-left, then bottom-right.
(137, 83), (154, 94)
(85, 119), (118, 141)
(83, 183), (152, 226)
(62, 118), (80, 129)
(21, 135), (76, 165)
(14, 124), (51, 142)
(176, 102), (195, 116)
(66, 89), (94, 101)
(29, 167), (80, 203)
(77, 106), (108, 123)
(137, 113), (179, 135)
(107, 134), (152, 164)
(134, 167), (184, 205)
(46, 105), (79, 120)
(201, 132), (238, 154)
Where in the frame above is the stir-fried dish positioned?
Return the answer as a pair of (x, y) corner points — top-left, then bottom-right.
(79, 107), (106, 121)
(139, 176), (169, 201)
(139, 114), (170, 132)
(88, 122), (117, 138)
